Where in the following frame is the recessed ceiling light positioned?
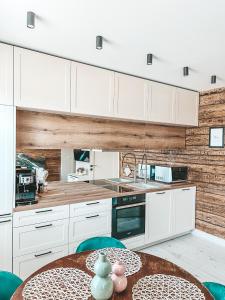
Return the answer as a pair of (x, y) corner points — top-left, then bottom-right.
(27, 11), (35, 29)
(211, 75), (217, 84)
(96, 36), (103, 50)
(147, 53), (153, 65)
(183, 66), (189, 76)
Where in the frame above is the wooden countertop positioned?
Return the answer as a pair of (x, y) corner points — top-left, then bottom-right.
(14, 180), (195, 212)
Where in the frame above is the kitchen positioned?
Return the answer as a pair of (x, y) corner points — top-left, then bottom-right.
(0, 1), (225, 299)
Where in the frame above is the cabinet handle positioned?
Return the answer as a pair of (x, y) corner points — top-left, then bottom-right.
(0, 213), (11, 217)
(86, 202), (100, 206)
(156, 192), (166, 195)
(86, 214), (99, 219)
(34, 251), (52, 258)
(182, 188), (190, 191)
(35, 224), (53, 229)
(0, 219), (11, 224)
(35, 209), (53, 214)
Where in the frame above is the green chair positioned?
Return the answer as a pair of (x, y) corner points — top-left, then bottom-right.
(76, 236), (126, 253)
(203, 282), (225, 300)
(0, 271), (23, 300)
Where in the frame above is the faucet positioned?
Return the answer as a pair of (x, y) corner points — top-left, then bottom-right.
(141, 153), (148, 184)
(121, 152), (137, 183)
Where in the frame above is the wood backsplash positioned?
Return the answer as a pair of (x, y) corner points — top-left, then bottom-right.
(16, 110), (185, 150)
(121, 88), (225, 240)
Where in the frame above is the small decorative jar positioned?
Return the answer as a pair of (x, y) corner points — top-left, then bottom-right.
(111, 261), (127, 293)
(91, 253), (113, 300)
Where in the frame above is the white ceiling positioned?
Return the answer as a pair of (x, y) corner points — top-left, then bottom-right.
(1, 0), (225, 91)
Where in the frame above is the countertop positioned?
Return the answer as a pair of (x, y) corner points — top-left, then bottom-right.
(14, 180), (195, 212)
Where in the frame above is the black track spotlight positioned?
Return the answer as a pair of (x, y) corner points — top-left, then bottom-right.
(183, 66), (189, 76)
(147, 53), (153, 65)
(96, 36), (103, 50)
(211, 75), (217, 84)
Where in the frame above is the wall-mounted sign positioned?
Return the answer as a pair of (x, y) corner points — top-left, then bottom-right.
(209, 127), (224, 148)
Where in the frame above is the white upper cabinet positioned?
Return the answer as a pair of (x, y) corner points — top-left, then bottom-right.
(14, 47), (71, 112)
(0, 105), (14, 215)
(114, 73), (148, 121)
(71, 63), (114, 117)
(0, 43), (13, 106)
(175, 88), (199, 126)
(149, 82), (176, 124)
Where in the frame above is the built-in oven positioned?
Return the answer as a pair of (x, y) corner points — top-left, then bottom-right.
(112, 194), (145, 240)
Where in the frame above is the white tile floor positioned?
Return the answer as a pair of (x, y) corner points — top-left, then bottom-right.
(141, 230), (225, 285)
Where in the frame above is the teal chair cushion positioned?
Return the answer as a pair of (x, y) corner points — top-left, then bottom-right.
(0, 271), (23, 300)
(203, 282), (225, 300)
(76, 236), (126, 253)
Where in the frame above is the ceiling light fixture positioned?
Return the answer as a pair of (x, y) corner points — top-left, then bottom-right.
(27, 11), (35, 29)
(147, 53), (153, 65)
(211, 75), (217, 84)
(183, 66), (189, 76)
(96, 36), (103, 50)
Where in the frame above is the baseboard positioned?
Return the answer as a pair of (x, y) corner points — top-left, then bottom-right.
(192, 229), (225, 248)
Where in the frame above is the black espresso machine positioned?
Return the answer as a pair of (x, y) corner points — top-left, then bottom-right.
(16, 168), (37, 206)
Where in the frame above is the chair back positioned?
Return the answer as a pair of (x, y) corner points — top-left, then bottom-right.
(76, 236), (126, 253)
(203, 282), (225, 300)
(0, 271), (23, 300)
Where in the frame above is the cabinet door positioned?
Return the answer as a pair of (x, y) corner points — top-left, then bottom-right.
(175, 88), (199, 126)
(71, 63), (114, 117)
(14, 47), (70, 112)
(173, 187), (196, 235)
(13, 245), (68, 280)
(69, 211), (111, 243)
(0, 217), (12, 272)
(0, 105), (14, 215)
(13, 219), (69, 257)
(149, 82), (175, 124)
(146, 191), (172, 244)
(13, 205), (69, 227)
(115, 73), (148, 121)
(0, 43), (13, 105)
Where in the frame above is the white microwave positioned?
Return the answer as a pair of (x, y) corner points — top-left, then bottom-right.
(155, 166), (188, 183)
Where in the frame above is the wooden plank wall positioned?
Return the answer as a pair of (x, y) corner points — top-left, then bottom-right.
(16, 110), (185, 151)
(121, 88), (225, 239)
(16, 149), (61, 181)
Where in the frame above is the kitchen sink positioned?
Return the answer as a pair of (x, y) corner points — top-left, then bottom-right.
(107, 178), (134, 184)
(128, 181), (167, 190)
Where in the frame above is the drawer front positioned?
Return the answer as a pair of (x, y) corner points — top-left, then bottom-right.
(13, 205), (69, 227)
(69, 212), (111, 243)
(13, 219), (69, 257)
(68, 233), (111, 255)
(13, 245), (68, 280)
(70, 199), (112, 217)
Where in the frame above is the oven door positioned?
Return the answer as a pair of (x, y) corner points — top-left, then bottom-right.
(112, 203), (145, 240)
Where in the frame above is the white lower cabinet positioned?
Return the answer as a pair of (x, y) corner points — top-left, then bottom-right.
(173, 187), (196, 235)
(146, 187), (196, 245)
(13, 245), (68, 280)
(146, 191), (172, 244)
(0, 217), (12, 272)
(69, 211), (111, 243)
(13, 219), (69, 257)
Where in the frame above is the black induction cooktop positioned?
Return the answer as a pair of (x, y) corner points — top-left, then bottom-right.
(103, 185), (134, 193)
(85, 180), (134, 193)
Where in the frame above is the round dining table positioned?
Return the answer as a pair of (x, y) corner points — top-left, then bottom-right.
(12, 251), (213, 300)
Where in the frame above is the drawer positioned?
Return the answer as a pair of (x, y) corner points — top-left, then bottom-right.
(13, 205), (69, 227)
(13, 245), (68, 280)
(70, 199), (112, 217)
(69, 211), (111, 243)
(13, 219), (69, 257)
(68, 233), (111, 255)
